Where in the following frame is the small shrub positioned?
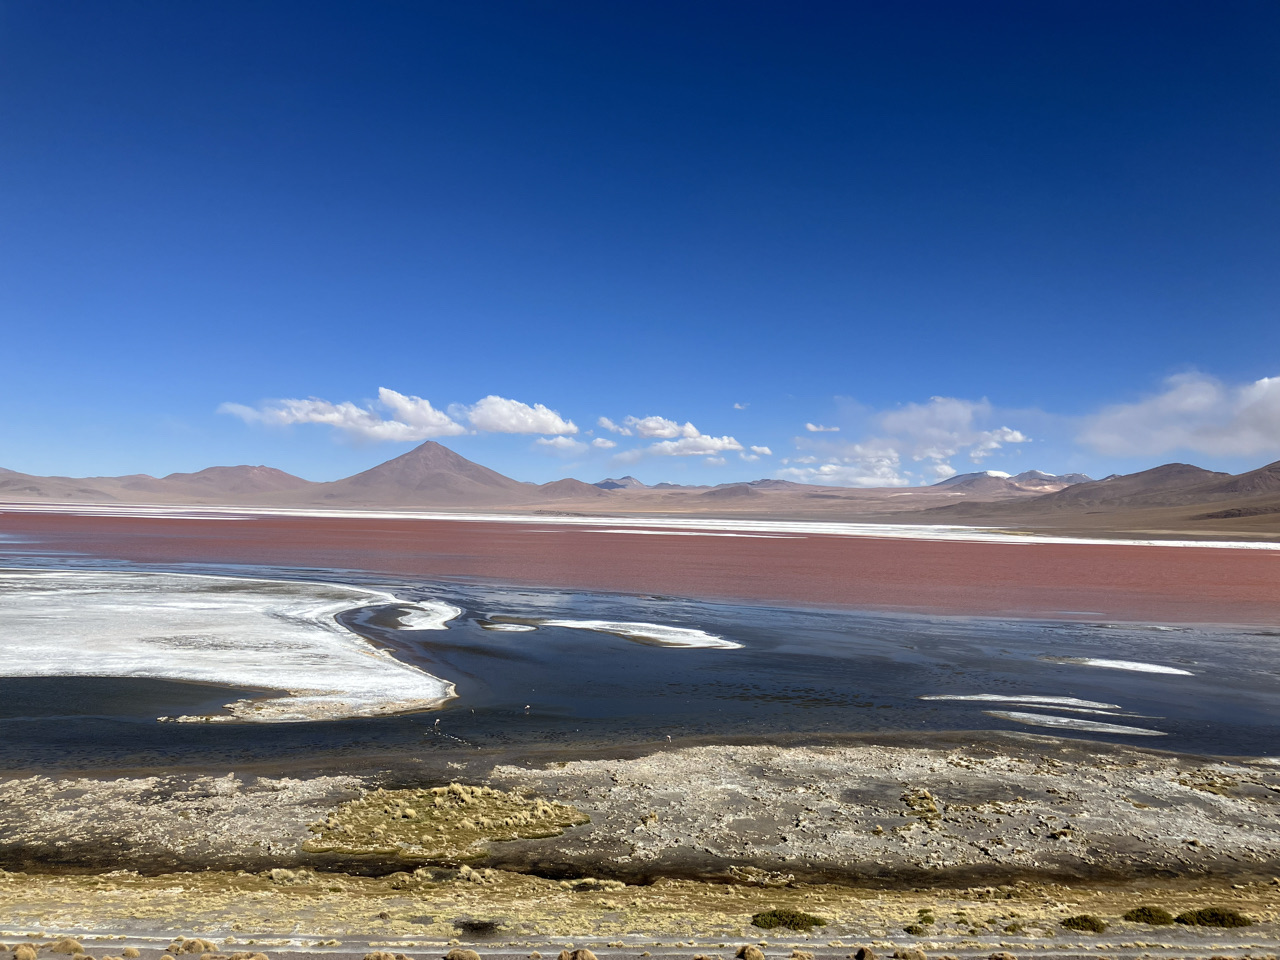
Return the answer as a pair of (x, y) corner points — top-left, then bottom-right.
(1060, 915), (1108, 933)
(1175, 907), (1253, 928)
(1123, 906), (1175, 925)
(51, 941), (85, 956)
(903, 925), (927, 936)
(751, 908), (828, 931)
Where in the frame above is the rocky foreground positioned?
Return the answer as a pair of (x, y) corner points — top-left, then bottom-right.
(0, 735), (1277, 951)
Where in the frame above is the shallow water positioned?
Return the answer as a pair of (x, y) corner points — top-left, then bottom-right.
(0, 558), (1276, 769)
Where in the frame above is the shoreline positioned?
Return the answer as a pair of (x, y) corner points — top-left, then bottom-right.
(4, 499), (1280, 548)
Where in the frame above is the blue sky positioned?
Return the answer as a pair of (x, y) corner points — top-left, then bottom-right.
(2, 1), (1278, 486)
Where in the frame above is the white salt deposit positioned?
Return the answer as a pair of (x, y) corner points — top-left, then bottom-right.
(10, 501), (1280, 551)
(1045, 657), (1194, 675)
(481, 622), (537, 632)
(985, 710), (1165, 736)
(921, 694), (1121, 709)
(394, 600), (463, 630)
(0, 569), (455, 722)
(538, 619), (742, 649)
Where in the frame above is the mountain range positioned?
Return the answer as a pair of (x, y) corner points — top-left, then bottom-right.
(2, 441), (1278, 537)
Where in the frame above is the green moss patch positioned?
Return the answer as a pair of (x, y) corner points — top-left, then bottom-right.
(304, 782), (589, 860)
(751, 907), (828, 931)
(1060, 914), (1108, 933)
(1123, 905), (1175, 925)
(1175, 907), (1253, 927)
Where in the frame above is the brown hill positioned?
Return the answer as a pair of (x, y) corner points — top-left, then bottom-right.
(700, 484), (763, 500)
(1182, 459), (1280, 499)
(160, 465), (315, 497)
(537, 478), (613, 500)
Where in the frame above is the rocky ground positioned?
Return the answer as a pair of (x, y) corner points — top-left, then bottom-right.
(0, 735), (1278, 951)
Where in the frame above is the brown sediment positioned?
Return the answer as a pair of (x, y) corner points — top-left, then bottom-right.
(2, 511), (1279, 624)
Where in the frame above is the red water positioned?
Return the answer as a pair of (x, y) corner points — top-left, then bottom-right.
(4, 511), (1277, 624)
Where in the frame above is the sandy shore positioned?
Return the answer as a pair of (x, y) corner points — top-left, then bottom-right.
(3, 511), (1280, 624)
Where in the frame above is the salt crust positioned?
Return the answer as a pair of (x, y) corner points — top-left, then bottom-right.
(920, 693), (1121, 709)
(1044, 656), (1195, 675)
(0, 569), (456, 723)
(983, 709), (1166, 736)
(393, 599), (463, 629)
(538, 618), (743, 649)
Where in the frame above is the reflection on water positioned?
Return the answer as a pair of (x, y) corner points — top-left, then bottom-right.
(0, 559), (1276, 770)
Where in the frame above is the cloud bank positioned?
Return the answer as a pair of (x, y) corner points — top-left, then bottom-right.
(1079, 373), (1280, 457)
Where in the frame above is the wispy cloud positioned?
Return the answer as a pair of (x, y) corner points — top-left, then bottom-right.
(779, 443), (909, 487)
(591, 437), (617, 449)
(597, 416), (631, 435)
(783, 396), (1031, 486)
(535, 435), (587, 454)
(1079, 372), (1280, 457)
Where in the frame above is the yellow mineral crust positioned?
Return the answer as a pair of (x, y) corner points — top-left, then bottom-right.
(303, 783), (590, 860)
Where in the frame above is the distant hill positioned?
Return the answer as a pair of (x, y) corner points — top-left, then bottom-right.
(933, 469), (1093, 496)
(593, 476), (647, 490)
(2, 445), (1277, 535)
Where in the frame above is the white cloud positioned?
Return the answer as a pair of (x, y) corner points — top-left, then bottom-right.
(781, 395), (1033, 486)
(218, 387), (466, 442)
(733, 402), (749, 410)
(646, 434), (743, 457)
(705, 456), (727, 466)
(750, 445), (773, 456)
(598, 416), (632, 435)
(613, 422), (747, 463)
(624, 415), (700, 439)
(778, 444), (910, 487)
(462, 395), (577, 435)
(1079, 372), (1280, 457)
(591, 437), (617, 449)
(535, 435), (587, 453)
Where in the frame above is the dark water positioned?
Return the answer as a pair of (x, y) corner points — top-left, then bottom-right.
(0, 559), (1277, 770)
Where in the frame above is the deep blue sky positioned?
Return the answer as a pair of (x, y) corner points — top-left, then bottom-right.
(2, 1), (1278, 485)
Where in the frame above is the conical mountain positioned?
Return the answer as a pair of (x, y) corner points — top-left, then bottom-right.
(316, 440), (532, 505)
